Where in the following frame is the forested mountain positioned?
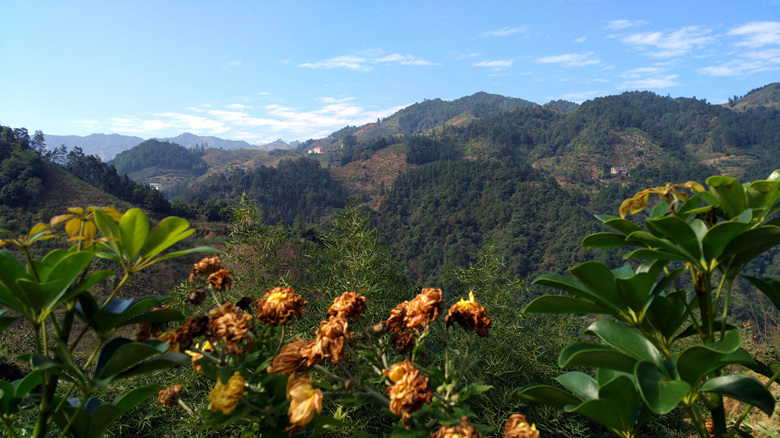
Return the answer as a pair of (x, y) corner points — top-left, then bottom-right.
(110, 139), (208, 176)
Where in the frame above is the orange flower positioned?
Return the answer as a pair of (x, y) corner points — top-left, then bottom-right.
(208, 372), (245, 415)
(383, 361), (432, 425)
(504, 414), (540, 438)
(392, 332), (415, 354)
(185, 340), (214, 372)
(285, 376), (323, 433)
(267, 338), (320, 376)
(431, 416), (481, 438)
(157, 384), (183, 408)
(207, 268), (233, 291)
(385, 301), (408, 333)
(190, 255), (221, 281)
(445, 291), (491, 337)
(312, 316), (350, 364)
(255, 286), (306, 325)
(404, 288), (443, 330)
(158, 316), (209, 353)
(209, 302), (253, 354)
(327, 291), (366, 319)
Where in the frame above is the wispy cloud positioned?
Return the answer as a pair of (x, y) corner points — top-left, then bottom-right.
(478, 26), (527, 38)
(574, 36), (587, 43)
(299, 50), (438, 71)
(618, 66), (680, 89)
(452, 51), (482, 61)
(617, 26), (715, 58)
(473, 59), (513, 72)
(699, 22), (780, 76)
(535, 52), (600, 67)
(605, 20), (647, 31)
(729, 21), (780, 47)
(561, 91), (600, 102)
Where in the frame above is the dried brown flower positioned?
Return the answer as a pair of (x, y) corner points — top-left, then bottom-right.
(207, 269), (233, 291)
(285, 376), (323, 433)
(383, 361), (433, 426)
(209, 302), (253, 355)
(135, 307), (169, 341)
(431, 416), (481, 438)
(504, 414), (540, 438)
(267, 338), (320, 376)
(158, 316), (210, 353)
(208, 372), (245, 415)
(385, 301), (408, 333)
(157, 384), (183, 408)
(190, 255), (221, 282)
(186, 340), (213, 371)
(405, 288), (443, 330)
(312, 316), (350, 364)
(327, 291), (366, 319)
(392, 332), (415, 355)
(255, 286), (306, 325)
(445, 291), (491, 337)
(186, 288), (208, 306)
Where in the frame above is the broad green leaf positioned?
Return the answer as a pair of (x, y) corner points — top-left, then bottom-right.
(699, 374), (775, 417)
(649, 201), (670, 219)
(558, 343), (639, 373)
(601, 217), (643, 235)
(635, 361), (691, 414)
(0, 251), (30, 313)
(645, 216), (702, 262)
(569, 262), (625, 311)
(113, 384), (163, 411)
(149, 245), (219, 264)
(721, 226), (780, 272)
(624, 248), (690, 262)
(644, 289), (687, 340)
(532, 274), (621, 312)
(706, 176), (746, 219)
(512, 384), (581, 409)
(12, 370), (42, 399)
(93, 208), (121, 254)
(585, 320), (665, 371)
(94, 339), (169, 381)
(615, 272), (654, 316)
(523, 295), (615, 316)
(743, 276), (780, 310)
(0, 309), (16, 333)
(702, 221), (750, 265)
(768, 169), (780, 181)
(115, 352), (190, 380)
(596, 375), (638, 432)
(676, 345), (754, 386)
(139, 216), (192, 260)
(746, 180), (780, 210)
(555, 371), (598, 400)
(118, 208), (149, 262)
(582, 232), (629, 248)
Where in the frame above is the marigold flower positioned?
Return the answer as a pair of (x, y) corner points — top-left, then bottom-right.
(504, 414), (540, 438)
(285, 376), (323, 433)
(431, 416), (481, 438)
(208, 372), (245, 415)
(312, 316), (350, 364)
(209, 302), (253, 355)
(255, 286), (306, 325)
(186, 288), (208, 306)
(327, 291), (367, 319)
(207, 268), (233, 291)
(405, 288), (443, 330)
(267, 338), (320, 376)
(385, 301), (408, 333)
(158, 316), (209, 352)
(383, 361), (432, 425)
(190, 255), (221, 282)
(186, 340), (214, 371)
(157, 384), (183, 408)
(446, 291), (491, 337)
(135, 307), (169, 341)
(392, 332), (415, 355)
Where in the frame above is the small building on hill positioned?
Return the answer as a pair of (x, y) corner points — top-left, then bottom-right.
(149, 183), (162, 191)
(308, 146), (324, 154)
(610, 166), (629, 177)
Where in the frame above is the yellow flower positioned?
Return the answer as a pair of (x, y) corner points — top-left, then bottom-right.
(255, 286), (306, 325)
(185, 340), (213, 371)
(208, 372), (245, 415)
(504, 414), (540, 438)
(445, 291), (492, 336)
(285, 376), (323, 433)
(383, 361), (432, 426)
(49, 206), (121, 247)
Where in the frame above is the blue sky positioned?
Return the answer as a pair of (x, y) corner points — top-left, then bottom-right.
(1, 1), (779, 145)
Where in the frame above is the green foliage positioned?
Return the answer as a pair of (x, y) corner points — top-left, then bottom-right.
(110, 139), (208, 176)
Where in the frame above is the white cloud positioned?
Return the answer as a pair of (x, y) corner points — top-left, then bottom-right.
(618, 26), (715, 58)
(574, 36), (587, 43)
(729, 21), (780, 47)
(479, 26), (527, 38)
(536, 52), (600, 67)
(561, 91), (599, 102)
(452, 51), (481, 60)
(605, 19), (646, 30)
(299, 50), (438, 71)
(700, 49), (780, 76)
(226, 103), (251, 110)
(473, 60), (513, 68)
(620, 74), (680, 89)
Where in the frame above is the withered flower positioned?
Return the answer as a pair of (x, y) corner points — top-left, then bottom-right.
(312, 316), (350, 364)
(405, 288), (443, 330)
(158, 316), (209, 353)
(157, 384), (183, 408)
(267, 338), (320, 376)
(327, 291), (367, 319)
(504, 414), (540, 438)
(186, 340), (214, 371)
(255, 286), (307, 325)
(208, 372), (245, 415)
(618, 181), (705, 218)
(235, 296), (253, 310)
(135, 307), (169, 341)
(285, 376), (323, 433)
(385, 301), (408, 333)
(186, 288), (208, 306)
(392, 332), (415, 355)
(190, 255), (221, 282)
(383, 361), (433, 425)
(207, 269), (233, 291)
(446, 291), (491, 337)
(431, 416), (481, 438)
(209, 302), (254, 355)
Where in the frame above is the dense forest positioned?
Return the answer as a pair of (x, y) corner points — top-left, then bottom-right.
(110, 139), (208, 176)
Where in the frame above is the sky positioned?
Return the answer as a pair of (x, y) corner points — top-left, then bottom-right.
(1, 1), (779, 145)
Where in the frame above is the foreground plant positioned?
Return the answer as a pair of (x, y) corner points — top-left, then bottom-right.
(514, 171), (780, 438)
(0, 207), (217, 438)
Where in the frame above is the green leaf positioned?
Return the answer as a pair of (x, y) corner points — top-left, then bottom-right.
(139, 216), (192, 260)
(569, 376), (638, 432)
(635, 361), (691, 414)
(114, 353), (190, 380)
(743, 276), (780, 310)
(720, 226), (780, 271)
(624, 248), (690, 262)
(555, 371), (598, 400)
(601, 217), (643, 235)
(93, 208), (121, 254)
(702, 221), (751, 265)
(699, 374), (775, 417)
(706, 176), (746, 218)
(150, 245), (219, 264)
(532, 273), (621, 312)
(585, 321), (665, 370)
(118, 208), (150, 262)
(676, 330), (753, 385)
(569, 262), (625, 311)
(582, 232), (629, 248)
(645, 216), (702, 263)
(94, 338), (169, 381)
(0, 309), (16, 333)
(511, 384), (582, 409)
(12, 370), (42, 399)
(558, 343), (639, 373)
(113, 384), (163, 411)
(747, 180), (780, 210)
(523, 295), (615, 316)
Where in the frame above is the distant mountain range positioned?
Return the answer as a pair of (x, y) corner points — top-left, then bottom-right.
(43, 132), (300, 161)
